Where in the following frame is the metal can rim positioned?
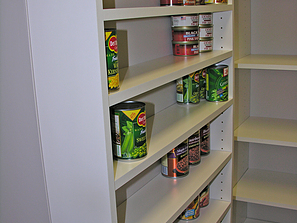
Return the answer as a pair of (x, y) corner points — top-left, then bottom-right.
(111, 101), (145, 111)
(199, 37), (213, 41)
(208, 64), (228, 69)
(172, 41), (199, 45)
(172, 26), (199, 31)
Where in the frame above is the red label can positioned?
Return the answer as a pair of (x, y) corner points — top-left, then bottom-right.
(172, 27), (199, 42)
(188, 130), (201, 165)
(173, 42), (199, 56)
(200, 185), (210, 207)
(160, 0), (183, 6)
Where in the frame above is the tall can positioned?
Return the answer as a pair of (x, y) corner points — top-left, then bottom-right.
(176, 71), (200, 104)
(206, 64), (229, 102)
(200, 185), (210, 207)
(188, 130), (201, 165)
(160, 0), (183, 6)
(198, 68), (207, 99)
(110, 101), (147, 160)
(200, 123), (210, 156)
(196, 0), (205, 5)
(179, 195), (201, 220)
(105, 29), (119, 90)
(161, 140), (189, 178)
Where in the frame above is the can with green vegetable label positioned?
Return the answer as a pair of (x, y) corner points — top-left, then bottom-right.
(176, 71), (200, 104)
(206, 64), (228, 102)
(111, 101), (147, 160)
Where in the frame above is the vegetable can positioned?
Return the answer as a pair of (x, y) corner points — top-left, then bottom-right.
(179, 195), (201, 220)
(111, 101), (147, 160)
(176, 71), (200, 104)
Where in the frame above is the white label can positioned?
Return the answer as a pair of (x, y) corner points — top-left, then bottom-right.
(199, 38), (213, 52)
(199, 25), (213, 38)
(172, 15), (199, 27)
(199, 13), (213, 25)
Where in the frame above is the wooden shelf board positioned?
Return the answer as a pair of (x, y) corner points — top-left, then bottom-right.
(102, 4), (233, 21)
(117, 151), (232, 223)
(174, 199), (231, 223)
(234, 117), (297, 148)
(109, 50), (232, 106)
(235, 54), (297, 71)
(114, 99), (233, 189)
(233, 168), (297, 211)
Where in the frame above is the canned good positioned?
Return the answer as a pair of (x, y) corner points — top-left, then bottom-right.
(199, 25), (213, 38)
(196, 0), (205, 4)
(199, 38), (213, 52)
(111, 101), (147, 160)
(183, 0), (195, 5)
(179, 195), (201, 220)
(105, 29), (119, 90)
(161, 140), (189, 178)
(160, 0), (183, 6)
(205, 0), (214, 3)
(172, 15), (199, 27)
(206, 64), (229, 102)
(198, 68), (207, 99)
(200, 123), (210, 156)
(176, 71), (200, 104)
(215, 0), (227, 3)
(188, 130), (201, 165)
(199, 13), (213, 25)
(172, 27), (199, 42)
(200, 185), (210, 207)
(173, 42), (199, 56)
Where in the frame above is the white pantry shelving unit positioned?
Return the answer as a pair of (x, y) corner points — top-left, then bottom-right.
(233, 0), (297, 222)
(0, 0), (234, 223)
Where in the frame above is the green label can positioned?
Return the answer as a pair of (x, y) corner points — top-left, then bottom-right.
(105, 29), (119, 90)
(206, 64), (228, 102)
(176, 71), (200, 104)
(198, 68), (207, 99)
(111, 101), (147, 160)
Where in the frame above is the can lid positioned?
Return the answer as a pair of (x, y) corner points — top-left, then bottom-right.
(105, 28), (116, 32)
(172, 14), (199, 18)
(199, 37), (213, 41)
(172, 41), (199, 45)
(111, 101), (145, 110)
(208, 64), (228, 69)
(172, 26), (199, 31)
(199, 24), (213, 28)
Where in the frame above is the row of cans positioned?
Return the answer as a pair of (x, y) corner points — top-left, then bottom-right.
(177, 64), (229, 104)
(161, 0), (227, 6)
(161, 123), (210, 178)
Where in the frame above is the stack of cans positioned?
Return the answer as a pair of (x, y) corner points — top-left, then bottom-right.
(199, 13), (213, 52)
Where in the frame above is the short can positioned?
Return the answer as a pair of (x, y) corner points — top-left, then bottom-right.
(199, 37), (213, 52)
(196, 0), (205, 5)
(200, 185), (210, 207)
(179, 195), (201, 220)
(172, 15), (199, 27)
(199, 13), (213, 25)
(173, 41), (199, 56)
(172, 27), (199, 42)
(160, 0), (183, 6)
(161, 140), (189, 178)
(200, 123), (210, 156)
(199, 25), (213, 38)
(176, 71), (200, 104)
(198, 68), (207, 99)
(215, 0), (227, 3)
(183, 0), (196, 5)
(188, 130), (201, 165)
(110, 101), (147, 160)
(105, 29), (119, 90)
(205, 0), (214, 3)
(206, 64), (229, 102)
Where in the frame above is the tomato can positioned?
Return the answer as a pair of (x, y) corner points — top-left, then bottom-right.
(105, 29), (119, 90)
(172, 27), (199, 42)
(161, 140), (189, 178)
(206, 64), (229, 102)
(196, 0), (205, 5)
(199, 37), (213, 52)
(160, 0), (183, 6)
(172, 15), (199, 27)
(200, 185), (210, 207)
(183, 0), (195, 5)
(200, 123), (210, 156)
(199, 25), (213, 38)
(188, 130), (201, 165)
(173, 42), (199, 56)
(198, 68), (207, 99)
(110, 101), (147, 161)
(179, 195), (201, 220)
(199, 13), (213, 25)
(176, 71), (200, 104)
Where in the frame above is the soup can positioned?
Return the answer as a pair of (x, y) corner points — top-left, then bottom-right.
(200, 185), (210, 207)
(160, 0), (183, 6)
(206, 64), (229, 102)
(199, 13), (213, 25)
(198, 68), (207, 99)
(199, 37), (213, 52)
(110, 101), (147, 160)
(172, 15), (199, 27)
(179, 195), (201, 220)
(215, 0), (227, 3)
(199, 25), (213, 38)
(188, 130), (201, 165)
(196, 0), (205, 4)
(173, 42), (199, 56)
(176, 71), (200, 104)
(183, 0), (195, 5)
(161, 140), (189, 178)
(172, 27), (199, 42)
(105, 29), (119, 90)
(200, 123), (210, 156)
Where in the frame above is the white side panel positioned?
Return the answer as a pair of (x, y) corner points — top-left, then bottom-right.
(26, 1), (116, 222)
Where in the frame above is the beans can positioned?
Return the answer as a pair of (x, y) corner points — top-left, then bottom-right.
(206, 64), (229, 102)
(196, 0), (205, 5)
(188, 130), (201, 165)
(199, 37), (213, 52)
(173, 42), (199, 56)
(198, 68), (207, 99)
(183, 0), (195, 5)
(176, 71), (200, 104)
(160, 0), (183, 6)
(172, 27), (199, 42)
(200, 123), (210, 156)
(200, 185), (210, 207)
(161, 140), (189, 178)
(199, 13), (213, 25)
(105, 29), (119, 90)
(179, 195), (201, 220)
(199, 25), (213, 38)
(172, 15), (199, 27)
(110, 101), (147, 160)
